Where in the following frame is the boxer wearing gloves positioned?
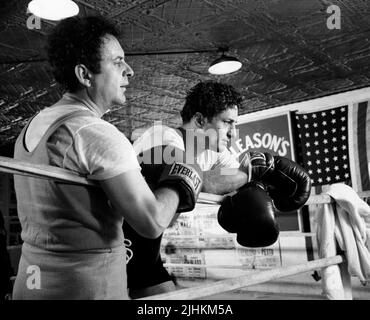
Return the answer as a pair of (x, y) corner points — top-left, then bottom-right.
(127, 82), (311, 298)
(125, 81), (250, 298)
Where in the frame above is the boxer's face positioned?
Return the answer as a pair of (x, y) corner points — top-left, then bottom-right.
(203, 106), (238, 152)
(89, 34), (134, 110)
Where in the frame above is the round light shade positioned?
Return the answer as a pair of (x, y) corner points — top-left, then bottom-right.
(208, 54), (242, 75)
(28, 0), (79, 21)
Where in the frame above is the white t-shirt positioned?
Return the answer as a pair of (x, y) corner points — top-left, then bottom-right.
(132, 124), (240, 171)
(26, 93), (140, 180)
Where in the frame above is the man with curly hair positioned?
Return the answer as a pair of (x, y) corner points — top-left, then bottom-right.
(12, 16), (203, 300)
(126, 81), (252, 298)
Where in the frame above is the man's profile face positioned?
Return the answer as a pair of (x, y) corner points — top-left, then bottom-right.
(89, 34), (134, 110)
(202, 106), (238, 152)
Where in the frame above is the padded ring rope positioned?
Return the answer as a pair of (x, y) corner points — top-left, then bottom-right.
(2, 156), (369, 202)
(4, 156), (367, 204)
(139, 255), (345, 300)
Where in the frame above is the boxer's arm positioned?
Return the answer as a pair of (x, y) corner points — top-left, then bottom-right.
(198, 148), (250, 195)
(202, 168), (249, 195)
(100, 168), (180, 239)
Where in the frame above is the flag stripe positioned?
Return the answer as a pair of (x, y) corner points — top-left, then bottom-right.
(348, 103), (358, 190)
(358, 101), (370, 190)
(367, 102), (370, 191)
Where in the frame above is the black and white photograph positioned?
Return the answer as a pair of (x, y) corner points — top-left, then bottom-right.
(0, 0), (369, 308)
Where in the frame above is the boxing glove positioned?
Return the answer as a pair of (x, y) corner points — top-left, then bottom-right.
(240, 151), (311, 212)
(138, 145), (203, 213)
(217, 181), (279, 248)
(262, 156), (311, 212)
(239, 151), (275, 182)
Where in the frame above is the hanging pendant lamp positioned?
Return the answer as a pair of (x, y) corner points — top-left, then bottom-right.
(208, 52), (242, 75)
(28, 0), (79, 21)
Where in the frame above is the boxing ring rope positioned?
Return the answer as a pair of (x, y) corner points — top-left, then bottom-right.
(198, 191), (334, 205)
(0, 156), (368, 300)
(140, 256), (345, 300)
(0, 155), (359, 206)
(0, 156), (99, 187)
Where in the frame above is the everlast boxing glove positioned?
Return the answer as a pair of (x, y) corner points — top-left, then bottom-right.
(138, 145), (203, 213)
(217, 181), (279, 248)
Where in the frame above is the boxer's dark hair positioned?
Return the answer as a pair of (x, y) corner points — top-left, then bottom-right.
(181, 81), (243, 123)
(47, 15), (119, 92)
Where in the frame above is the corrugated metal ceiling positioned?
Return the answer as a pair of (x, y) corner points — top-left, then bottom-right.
(0, 0), (370, 146)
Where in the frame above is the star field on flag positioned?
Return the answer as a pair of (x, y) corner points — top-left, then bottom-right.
(295, 106), (351, 186)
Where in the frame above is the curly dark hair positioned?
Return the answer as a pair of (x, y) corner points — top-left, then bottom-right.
(47, 15), (119, 92)
(180, 81), (243, 123)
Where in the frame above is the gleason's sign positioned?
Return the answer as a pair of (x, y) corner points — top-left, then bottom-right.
(230, 112), (295, 161)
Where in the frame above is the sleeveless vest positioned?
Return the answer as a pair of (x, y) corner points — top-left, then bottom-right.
(14, 110), (125, 251)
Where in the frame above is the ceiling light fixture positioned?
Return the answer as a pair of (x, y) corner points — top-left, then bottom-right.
(208, 49), (242, 75)
(28, 0), (79, 21)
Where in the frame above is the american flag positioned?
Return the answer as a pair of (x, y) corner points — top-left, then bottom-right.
(295, 105), (351, 187)
(295, 103), (370, 264)
(351, 101), (370, 192)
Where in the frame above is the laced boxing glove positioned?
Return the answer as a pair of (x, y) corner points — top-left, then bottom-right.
(138, 145), (203, 213)
(240, 152), (311, 212)
(262, 156), (311, 212)
(239, 151), (275, 182)
(217, 181), (279, 247)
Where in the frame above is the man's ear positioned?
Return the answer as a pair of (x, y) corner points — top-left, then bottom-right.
(194, 112), (205, 128)
(74, 64), (92, 87)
